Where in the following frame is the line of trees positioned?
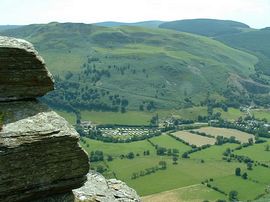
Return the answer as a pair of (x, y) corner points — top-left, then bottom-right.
(131, 161), (167, 180)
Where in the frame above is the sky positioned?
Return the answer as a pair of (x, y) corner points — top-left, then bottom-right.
(1, 0), (270, 28)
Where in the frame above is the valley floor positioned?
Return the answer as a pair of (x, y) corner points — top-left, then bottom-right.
(80, 132), (270, 202)
(56, 106), (270, 201)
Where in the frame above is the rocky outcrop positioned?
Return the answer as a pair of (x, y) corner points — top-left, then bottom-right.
(0, 36), (54, 101)
(0, 100), (89, 202)
(0, 36), (140, 202)
(0, 37), (89, 201)
(73, 171), (140, 202)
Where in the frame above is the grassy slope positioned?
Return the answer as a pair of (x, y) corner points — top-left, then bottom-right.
(159, 20), (270, 97)
(159, 19), (250, 37)
(216, 28), (270, 75)
(0, 22), (258, 109)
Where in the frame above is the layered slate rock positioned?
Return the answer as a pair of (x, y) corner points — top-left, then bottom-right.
(0, 100), (89, 202)
(73, 171), (141, 202)
(0, 36), (54, 101)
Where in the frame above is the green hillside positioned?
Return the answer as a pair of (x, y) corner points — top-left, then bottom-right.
(1, 22), (264, 113)
(216, 28), (270, 75)
(159, 19), (251, 37)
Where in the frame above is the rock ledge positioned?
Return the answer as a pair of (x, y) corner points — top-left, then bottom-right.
(0, 36), (54, 101)
(74, 171), (141, 202)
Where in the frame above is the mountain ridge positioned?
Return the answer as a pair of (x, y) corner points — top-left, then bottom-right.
(1, 22), (268, 112)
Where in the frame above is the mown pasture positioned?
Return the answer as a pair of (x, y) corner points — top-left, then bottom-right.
(142, 184), (227, 202)
(171, 131), (216, 146)
(195, 127), (254, 143)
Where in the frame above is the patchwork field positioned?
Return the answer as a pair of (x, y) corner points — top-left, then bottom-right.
(195, 127), (254, 143)
(108, 158), (244, 196)
(171, 131), (216, 146)
(80, 133), (270, 201)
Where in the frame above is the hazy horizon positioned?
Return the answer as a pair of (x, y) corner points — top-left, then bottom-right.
(1, 0), (270, 29)
(0, 18), (266, 29)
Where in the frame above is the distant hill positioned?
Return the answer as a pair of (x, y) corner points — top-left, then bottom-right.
(216, 28), (270, 76)
(1, 22), (268, 112)
(159, 19), (251, 37)
(0, 25), (22, 31)
(94, 21), (164, 28)
(157, 19), (270, 81)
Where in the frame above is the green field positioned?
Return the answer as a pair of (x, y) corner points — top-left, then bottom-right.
(79, 133), (270, 200)
(252, 109), (270, 121)
(254, 193), (270, 202)
(248, 166), (270, 185)
(234, 140), (270, 162)
(190, 143), (239, 161)
(214, 107), (245, 121)
(81, 137), (155, 157)
(108, 157), (244, 196)
(177, 107), (208, 120)
(56, 106), (209, 126)
(209, 175), (266, 201)
(150, 135), (191, 153)
(55, 107), (251, 126)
